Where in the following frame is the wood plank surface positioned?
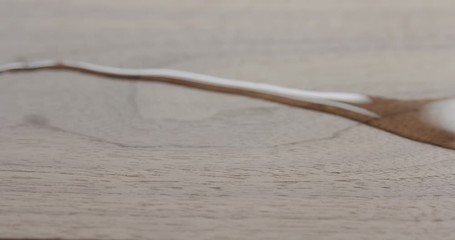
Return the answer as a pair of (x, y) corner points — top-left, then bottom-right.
(1, 1), (455, 239)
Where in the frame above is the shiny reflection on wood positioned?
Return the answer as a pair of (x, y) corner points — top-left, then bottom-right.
(0, 60), (454, 149)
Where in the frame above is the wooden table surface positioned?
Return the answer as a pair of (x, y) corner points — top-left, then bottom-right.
(1, 1), (455, 239)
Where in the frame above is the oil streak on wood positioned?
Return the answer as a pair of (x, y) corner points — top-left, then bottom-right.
(1, 60), (454, 149)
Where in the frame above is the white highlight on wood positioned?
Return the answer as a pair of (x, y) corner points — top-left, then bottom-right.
(422, 99), (455, 134)
(0, 60), (379, 118)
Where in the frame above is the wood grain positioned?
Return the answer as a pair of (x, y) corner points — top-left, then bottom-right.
(1, 1), (455, 239)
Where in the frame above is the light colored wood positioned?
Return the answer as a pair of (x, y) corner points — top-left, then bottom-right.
(1, 1), (455, 239)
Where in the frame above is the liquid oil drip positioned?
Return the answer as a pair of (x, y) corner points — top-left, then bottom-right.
(1, 60), (454, 149)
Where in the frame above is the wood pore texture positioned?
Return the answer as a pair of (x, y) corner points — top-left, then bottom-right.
(1, 1), (455, 239)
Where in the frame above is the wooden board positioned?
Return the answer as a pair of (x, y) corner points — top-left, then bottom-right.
(1, 1), (455, 239)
